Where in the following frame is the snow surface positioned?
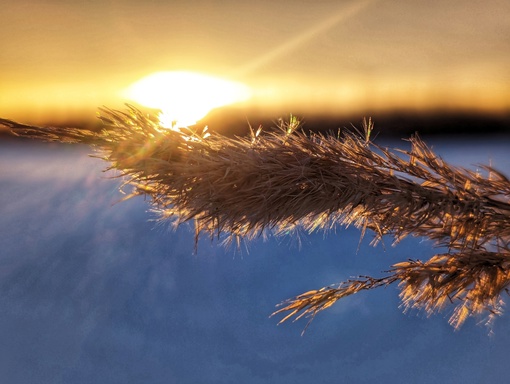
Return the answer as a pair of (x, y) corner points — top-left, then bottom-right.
(0, 137), (509, 384)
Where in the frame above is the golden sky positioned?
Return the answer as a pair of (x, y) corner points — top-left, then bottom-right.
(1, 0), (509, 125)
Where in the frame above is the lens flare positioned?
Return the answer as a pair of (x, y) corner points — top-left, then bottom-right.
(125, 71), (251, 128)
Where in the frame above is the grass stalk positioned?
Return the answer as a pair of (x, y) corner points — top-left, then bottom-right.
(2, 106), (509, 330)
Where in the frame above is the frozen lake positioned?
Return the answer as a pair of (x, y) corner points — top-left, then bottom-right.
(1, 135), (509, 383)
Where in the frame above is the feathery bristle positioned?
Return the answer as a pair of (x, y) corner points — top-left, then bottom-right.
(3, 106), (510, 330)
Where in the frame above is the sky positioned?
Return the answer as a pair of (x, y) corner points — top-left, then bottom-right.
(1, 0), (510, 127)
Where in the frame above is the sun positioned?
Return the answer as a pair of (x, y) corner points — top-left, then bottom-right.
(124, 71), (251, 128)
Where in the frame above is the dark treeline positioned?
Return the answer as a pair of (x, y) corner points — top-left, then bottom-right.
(2, 109), (509, 139)
(204, 109), (510, 138)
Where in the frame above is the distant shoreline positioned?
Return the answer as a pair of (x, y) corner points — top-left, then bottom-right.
(2, 110), (509, 139)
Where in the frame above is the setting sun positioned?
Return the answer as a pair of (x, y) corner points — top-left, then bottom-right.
(124, 71), (251, 128)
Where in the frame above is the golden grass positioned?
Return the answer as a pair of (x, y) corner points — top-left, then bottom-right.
(2, 106), (510, 330)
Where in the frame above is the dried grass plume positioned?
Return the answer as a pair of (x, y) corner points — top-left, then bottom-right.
(2, 106), (510, 332)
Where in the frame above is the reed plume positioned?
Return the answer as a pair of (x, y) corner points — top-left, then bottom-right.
(2, 106), (510, 330)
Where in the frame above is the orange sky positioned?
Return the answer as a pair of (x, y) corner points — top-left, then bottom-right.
(1, 0), (509, 126)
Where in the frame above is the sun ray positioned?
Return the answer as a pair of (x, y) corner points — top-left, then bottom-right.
(234, 0), (377, 77)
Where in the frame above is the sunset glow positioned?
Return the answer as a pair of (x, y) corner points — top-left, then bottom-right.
(125, 71), (251, 128)
(1, 0), (509, 128)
